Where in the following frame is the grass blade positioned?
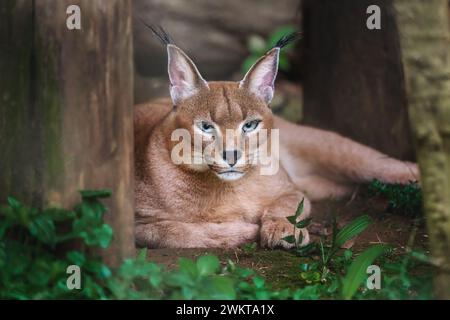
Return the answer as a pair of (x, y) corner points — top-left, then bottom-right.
(335, 215), (372, 249)
(341, 244), (388, 299)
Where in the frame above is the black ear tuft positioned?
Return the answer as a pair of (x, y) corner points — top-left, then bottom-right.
(140, 20), (174, 46)
(273, 31), (302, 49)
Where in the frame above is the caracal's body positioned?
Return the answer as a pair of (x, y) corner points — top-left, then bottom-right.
(134, 35), (418, 249)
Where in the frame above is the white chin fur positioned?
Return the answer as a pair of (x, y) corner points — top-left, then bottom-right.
(216, 171), (245, 181)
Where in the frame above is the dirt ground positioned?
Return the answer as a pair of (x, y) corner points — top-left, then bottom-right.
(146, 191), (428, 289)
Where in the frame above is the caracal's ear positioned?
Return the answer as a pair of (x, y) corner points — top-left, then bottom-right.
(239, 31), (301, 104)
(167, 44), (209, 105)
(239, 48), (280, 104)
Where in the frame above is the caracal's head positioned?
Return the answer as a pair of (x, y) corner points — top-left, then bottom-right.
(156, 30), (293, 182)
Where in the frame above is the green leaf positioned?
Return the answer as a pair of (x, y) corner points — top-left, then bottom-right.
(206, 276), (236, 300)
(197, 255), (220, 277)
(7, 197), (21, 210)
(180, 285), (196, 300)
(79, 189), (112, 199)
(167, 269), (195, 288)
(28, 215), (56, 245)
(344, 249), (353, 261)
(66, 251), (86, 266)
(293, 284), (321, 300)
(27, 262), (52, 287)
(137, 248), (148, 262)
(118, 259), (136, 277)
(327, 279), (340, 294)
(78, 223), (113, 248)
(341, 244), (389, 300)
(253, 276), (265, 289)
(77, 200), (107, 224)
(294, 199), (305, 218)
(148, 265), (163, 287)
(95, 224), (113, 248)
(179, 258), (198, 280)
(282, 235), (296, 244)
(43, 207), (76, 222)
(231, 266), (255, 279)
(98, 264), (112, 279)
(335, 215), (372, 249)
(296, 218), (312, 229)
(79, 202), (97, 220)
(286, 215), (297, 225)
(84, 260), (111, 279)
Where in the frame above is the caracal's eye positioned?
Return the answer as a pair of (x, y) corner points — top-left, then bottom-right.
(198, 121), (215, 134)
(242, 120), (261, 133)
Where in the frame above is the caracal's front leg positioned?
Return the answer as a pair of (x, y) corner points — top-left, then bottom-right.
(135, 220), (259, 249)
(260, 190), (311, 249)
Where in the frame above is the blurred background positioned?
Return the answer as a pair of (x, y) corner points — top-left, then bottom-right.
(133, 0), (450, 161)
(133, 0), (301, 103)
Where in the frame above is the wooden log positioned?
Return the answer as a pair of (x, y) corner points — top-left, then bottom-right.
(394, 0), (450, 299)
(0, 0), (134, 266)
(301, 0), (415, 160)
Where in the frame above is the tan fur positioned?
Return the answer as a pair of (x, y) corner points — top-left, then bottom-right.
(134, 81), (419, 249)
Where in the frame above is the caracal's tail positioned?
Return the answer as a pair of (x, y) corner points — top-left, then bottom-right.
(275, 116), (419, 200)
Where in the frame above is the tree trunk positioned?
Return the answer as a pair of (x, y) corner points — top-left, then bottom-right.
(0, 0), (134, 266)
(301, 0), (414, 160)
(393, 0), (450, 299)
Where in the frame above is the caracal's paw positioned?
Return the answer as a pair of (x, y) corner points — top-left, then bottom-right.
(383, 161), (421, 185)
(407, 162), (421, 183)
(260, 217), (310, 249)
(396, 161), (420, 184)
(206, 222), (260, 248)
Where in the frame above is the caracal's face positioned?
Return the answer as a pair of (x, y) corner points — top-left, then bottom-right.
(164, 44), (279, 181)
(171, 82), (274, 181)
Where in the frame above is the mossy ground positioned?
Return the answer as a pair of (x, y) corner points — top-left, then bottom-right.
(147, 190), (429, 290)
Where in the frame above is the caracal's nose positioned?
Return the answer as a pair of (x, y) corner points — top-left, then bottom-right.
(222, 149), (242, 167)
